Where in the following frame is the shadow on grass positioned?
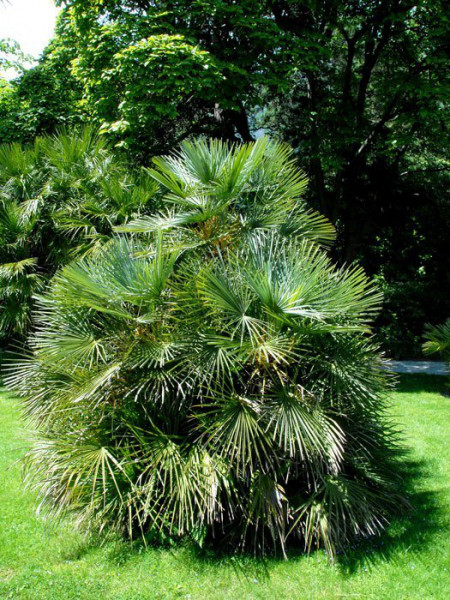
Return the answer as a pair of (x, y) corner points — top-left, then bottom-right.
(337, 454), (444, 576)
(57, 438), (446, 583)
(330, 374), (448, 574)
(396, 373), (449, 395)
(184, 452), (445, 581)
(55, 459), (444, 584)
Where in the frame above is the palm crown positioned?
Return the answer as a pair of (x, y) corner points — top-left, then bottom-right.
(7, 137), (403, 558)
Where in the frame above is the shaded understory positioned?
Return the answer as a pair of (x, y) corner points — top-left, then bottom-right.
(0, 374), (449, 599)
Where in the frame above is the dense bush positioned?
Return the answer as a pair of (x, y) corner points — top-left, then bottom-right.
(7, 139), (404, 558)
(0, 127), (157, 343)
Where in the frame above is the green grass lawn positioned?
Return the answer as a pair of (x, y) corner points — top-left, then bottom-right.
(1, 375), (449, 599)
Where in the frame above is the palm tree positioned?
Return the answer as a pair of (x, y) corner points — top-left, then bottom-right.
(6, 137), (404, 558)
(0, 208), (43, 338)
(0, 127), (158, 344)
(0, 142), (45, 340)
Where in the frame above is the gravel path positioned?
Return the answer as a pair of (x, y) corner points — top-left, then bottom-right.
(389, 361), (449, 375)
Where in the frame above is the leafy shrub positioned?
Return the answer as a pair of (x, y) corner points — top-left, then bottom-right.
(7, 138), (403, 558)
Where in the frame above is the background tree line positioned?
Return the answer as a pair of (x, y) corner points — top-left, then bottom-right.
(0, 0), (449, 357)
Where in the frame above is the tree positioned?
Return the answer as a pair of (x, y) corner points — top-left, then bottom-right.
(0, 38), (32, 75)
(0, 35), (83, 144)
(53, 1), (448, 191)
(49, 0), (285, 157)
(259, 1), (449, 256)
(94, 34), (228, 154)
(7, 138), (404, 558)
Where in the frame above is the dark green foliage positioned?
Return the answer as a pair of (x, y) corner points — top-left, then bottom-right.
(7, 138), (404, 558)
(254, 1), (449, 356)
(52, 0), (284, 152)
(365, 172), (450, 358)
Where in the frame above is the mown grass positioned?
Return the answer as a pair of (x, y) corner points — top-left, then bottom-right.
(0, 374), (449, 599)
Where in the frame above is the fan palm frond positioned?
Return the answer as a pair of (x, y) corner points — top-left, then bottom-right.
(118, 137), (335, 248)
(423, 319), (450, 361)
